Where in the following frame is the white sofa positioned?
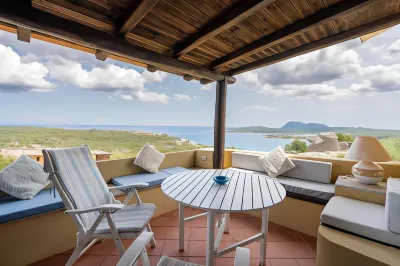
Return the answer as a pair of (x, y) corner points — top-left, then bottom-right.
(230, 152), (334, 204)
(321, 178), (400, 248)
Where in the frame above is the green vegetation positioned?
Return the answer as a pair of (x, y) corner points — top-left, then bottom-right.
(285, 140), (308, 153)
(0, 126), (204, 160)
(380, 138), (400, 161)
(336, 133), (354, 142)
(0, 155), (15, 171)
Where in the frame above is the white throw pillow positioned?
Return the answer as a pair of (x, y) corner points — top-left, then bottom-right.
(259, 146), (295, 178)
(0, 155), (49, 199)
(134, 144), (165, 173)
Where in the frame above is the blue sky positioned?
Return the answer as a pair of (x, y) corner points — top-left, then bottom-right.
(1, 27), (400, 129)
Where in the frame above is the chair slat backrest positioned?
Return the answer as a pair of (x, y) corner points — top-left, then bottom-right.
(43, 145), (114, 229)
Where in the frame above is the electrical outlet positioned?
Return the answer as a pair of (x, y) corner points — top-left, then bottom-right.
(201, 155), (207, 161)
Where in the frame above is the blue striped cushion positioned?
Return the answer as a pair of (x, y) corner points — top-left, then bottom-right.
(0, 189), (64, 223)
(46, 146), (113, 229)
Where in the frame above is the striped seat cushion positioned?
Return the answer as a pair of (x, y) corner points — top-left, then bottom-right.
(95, 203), (156, 234)
(44, 146), (114, 229)
(158, 256), (201, 266)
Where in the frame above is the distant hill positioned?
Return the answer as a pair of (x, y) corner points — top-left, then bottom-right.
(230, 124), (400, 138)
(281, 121), (329, 130)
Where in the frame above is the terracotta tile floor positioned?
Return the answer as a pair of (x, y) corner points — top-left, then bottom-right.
(31, 208), (317, 266)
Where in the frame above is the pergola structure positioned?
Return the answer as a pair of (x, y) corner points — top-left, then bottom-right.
(0, 0), (399, 168)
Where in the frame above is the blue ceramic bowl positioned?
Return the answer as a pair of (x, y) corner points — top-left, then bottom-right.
(213, 176), (230, 185)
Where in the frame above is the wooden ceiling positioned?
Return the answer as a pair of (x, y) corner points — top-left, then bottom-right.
(1, 0), (400, 84)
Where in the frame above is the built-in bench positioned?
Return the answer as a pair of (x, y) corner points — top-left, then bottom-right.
(0, 167), (188, 224)
(229, 152), (334, 204)
(0, 188), (63, 223)
(321, 196), (400, 248)
(111, 166), (188, 188)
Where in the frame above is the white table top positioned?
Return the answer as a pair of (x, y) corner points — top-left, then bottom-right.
(161, 169), (286, 212)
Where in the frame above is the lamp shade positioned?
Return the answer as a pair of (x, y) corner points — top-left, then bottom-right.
(345, 136), (392, 162)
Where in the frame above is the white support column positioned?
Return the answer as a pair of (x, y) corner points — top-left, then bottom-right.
(206, 210), (216, 266)
(224, 212), (230, 234)
(260, 208), (269, 266)
(178, 202), (185, 252)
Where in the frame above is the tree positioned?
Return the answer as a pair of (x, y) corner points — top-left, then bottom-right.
(285, 140), (308, 153)
(336, 133), (354, 142)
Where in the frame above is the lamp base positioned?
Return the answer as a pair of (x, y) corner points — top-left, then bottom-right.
(352, 161), (385, 185)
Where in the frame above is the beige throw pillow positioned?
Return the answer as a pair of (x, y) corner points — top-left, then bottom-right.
(134, 144), (165, 173)
(259, 146), (295, 178)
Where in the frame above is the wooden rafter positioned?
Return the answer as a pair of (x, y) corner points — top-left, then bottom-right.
(210, 0), (378, 70)
(229, 12), (400, 75)
(173, 0), (275, 58)
(120, 0), (160, 35)
(95, 50), (109, 61)
(17, 25), (30, 42)
(0, 1), (234, 83)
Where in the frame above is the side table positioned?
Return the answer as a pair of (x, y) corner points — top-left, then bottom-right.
(335, 175), (386, 205)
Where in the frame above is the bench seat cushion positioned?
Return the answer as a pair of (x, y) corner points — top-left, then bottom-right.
(321, 196), (400, 247)
(229, 167), (334, 204)
(111, 167), (187, 187)
(232, 152), (332, 184)
(0, 188), (64, 223)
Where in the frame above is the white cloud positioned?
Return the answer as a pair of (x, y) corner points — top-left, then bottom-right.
(246, 106), (276, 111)
(141, 70), (168, 83)
(387, 39), (400, 55)
(174, 94), (192, 101)
(131, 91), (169, 104)
(108, 95), (115, 101)
(233, 43), (364, 100)
(351, 64), (400, 93)
(44, 56), (169, 103)
(0, 45), (56, 93)
(200, 84), (212, 90)
(193, 96), (200, 99)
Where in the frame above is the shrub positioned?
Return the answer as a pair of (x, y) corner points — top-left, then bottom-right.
(285, 140), (308, 153)
(336, 133), (354, 142)
(0, 155), (15, 171)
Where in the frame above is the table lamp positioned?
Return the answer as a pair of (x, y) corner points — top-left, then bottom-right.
(344, 136), (392, 184)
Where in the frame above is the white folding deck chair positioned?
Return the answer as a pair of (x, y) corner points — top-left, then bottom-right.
(116, 231), (250, 266)
(42, 145), (157, 266)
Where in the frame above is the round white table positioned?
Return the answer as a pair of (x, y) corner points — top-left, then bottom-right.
(161, 169), (286, 266)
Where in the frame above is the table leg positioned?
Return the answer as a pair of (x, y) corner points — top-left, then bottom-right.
(206, 210), (216, 266)
(178, 203), (185, 252)
(224, 212), (230, 234)
(260, 208), (269, 266)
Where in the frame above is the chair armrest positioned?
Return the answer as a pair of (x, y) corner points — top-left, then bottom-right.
(116, 231), (154, 266)
(234, 247), (250, 266)
(65, 204), (125, 215)
(109, 183), (149, 192)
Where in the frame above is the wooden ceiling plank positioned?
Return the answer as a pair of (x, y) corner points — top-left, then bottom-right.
(210, 0), (378, 69)
(0, 1), (234, 83)
(119, 0), (160, 35)
(230, 11), (400, 75)
(173, 0), (276, 57)
(32, 0), (115, 33)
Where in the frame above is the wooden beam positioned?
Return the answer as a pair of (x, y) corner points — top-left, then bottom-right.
(210, 0), (378, 70)
(17, 26), (30, 42)
(0, 1), (234, 82)
(147, 65), (159, 72)
(229, 12), (400, 76)
(183, 74), (194, 81)
(173, 0), (275, 57)
(200, 78), (213, 85)
(120, 0), (160, 35)
(213, 79), (228, 169)
(95, 50), (109, 61)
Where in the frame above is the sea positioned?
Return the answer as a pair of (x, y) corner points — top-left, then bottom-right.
(44, 125), (295, 152)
